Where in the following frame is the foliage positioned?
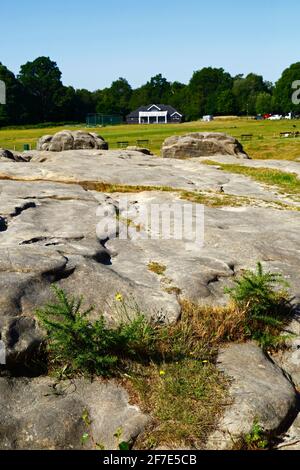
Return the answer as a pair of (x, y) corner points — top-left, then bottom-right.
(148, 262), (167, 276)
(225, 262), (291, 347)
(234, 420), (269, 450)
(1, 56), (299, 127)
(36, 266), (291, 450)
(232, 73), (272, 116)
(273, 62), (300, 114)
(36, 285), (158, 377)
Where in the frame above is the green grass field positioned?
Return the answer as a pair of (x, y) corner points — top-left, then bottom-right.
(1, 118), (300, 160)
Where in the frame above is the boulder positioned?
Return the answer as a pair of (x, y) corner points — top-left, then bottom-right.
(36, 130), (108, 152)
(161, 132), (250, 159)
(0, 376), (149, 450)
(206, 343), (297, 449)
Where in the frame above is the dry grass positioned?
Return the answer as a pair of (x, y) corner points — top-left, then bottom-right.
(131, 359), (228, 450)
(148, 262), (167, 276)
(125, 301), (246, 450)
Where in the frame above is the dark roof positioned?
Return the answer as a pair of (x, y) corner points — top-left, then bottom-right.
(127, 104), (182, 118)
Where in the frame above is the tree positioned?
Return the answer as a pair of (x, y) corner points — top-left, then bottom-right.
(18, 57), (64, 122)
(216, 90), (236, 115)
(273, 63), (300, 114)
(187, 67), (233, 119)
(232, 73), (271, 116)
(256, 92), (273, 115)
(74, 89), (96, 122)
(145, 74), (171, 103)
(95, 78), (132, 119)
(167, 81), (187, 115)
(0, 63), (26, 126)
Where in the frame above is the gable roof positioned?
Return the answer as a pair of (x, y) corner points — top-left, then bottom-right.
(127, 104), (182, 118)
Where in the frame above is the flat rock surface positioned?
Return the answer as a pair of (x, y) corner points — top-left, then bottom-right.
(1, 151), (300, 363)
(0, 376), (149, 450)
(2, 147), (300, 449)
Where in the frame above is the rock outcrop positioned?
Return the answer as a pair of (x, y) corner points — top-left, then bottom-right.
(1, 142), (300, 450)
(0, 376), (149, 449)
(36, 130), (108, 152)
(207, 343), (298, 449)
(0, 148), (28, 162)
(126, 146), (153, 155)
(161, 132), (250, 159)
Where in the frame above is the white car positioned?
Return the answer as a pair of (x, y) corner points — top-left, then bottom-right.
(268, 114), (282, 120)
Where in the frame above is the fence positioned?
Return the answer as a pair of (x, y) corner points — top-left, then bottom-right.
(86, 114), (122, 127)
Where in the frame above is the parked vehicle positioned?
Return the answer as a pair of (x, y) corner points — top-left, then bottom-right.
(268, 114), (282, 120)
(202, 115), (214, 122)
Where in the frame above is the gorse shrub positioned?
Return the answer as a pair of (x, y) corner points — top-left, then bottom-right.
(36, 285), (158, 377)
(37, 262), (291, 377)
(225, 262), (289, 316)
(225, 262), (291, 347)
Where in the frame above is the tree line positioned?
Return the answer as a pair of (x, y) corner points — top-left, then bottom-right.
(0, 56), (300, 126)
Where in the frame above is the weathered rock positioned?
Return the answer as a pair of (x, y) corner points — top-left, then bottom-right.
(206, 343), (298, 449)
(2, 164), (300, 367)
(277, 413), (300, 450)
(0, 148), (26, 162)
(161, 132), (250, 159)
(0, 376), (149, 450)
(126, 146), (153, 155)
(36, 130), (108, 152)
(0, 148), (15, 160)
(272, 318), (300, 388)
(36, 135), (53, 151)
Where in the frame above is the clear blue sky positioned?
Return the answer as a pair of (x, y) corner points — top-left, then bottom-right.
(1, 0), (299, 90)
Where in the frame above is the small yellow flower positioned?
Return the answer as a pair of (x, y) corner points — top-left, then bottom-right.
(202, 360), (209, 364)
(159, 370), (166, 376)
(115, 293), (123, 302)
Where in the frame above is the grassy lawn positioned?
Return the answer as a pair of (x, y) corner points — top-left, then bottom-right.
(1, 118), (300, 160)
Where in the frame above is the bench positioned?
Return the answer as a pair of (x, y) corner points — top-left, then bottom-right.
(240, 134), (253, 141)
(136, 139), (150, 146)
(117, 141), (129, 148)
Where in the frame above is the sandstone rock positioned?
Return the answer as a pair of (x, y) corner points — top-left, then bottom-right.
(36, 130), (108, 152)
(0, 376), (149, 450)
(126, 146), (153, 155)
(36, 135), (53, 151)
(206, 343), (297, 449)
(272, 318), (300, 388)
(2, 167), (300, 367)
(0, 148), (26, 162)
(277, 413), (300, 450)
(0, 148), (15, 160)
(161, 132), (250, 159)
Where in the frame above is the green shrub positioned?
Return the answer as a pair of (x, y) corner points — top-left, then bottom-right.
(36, 285), (157, 377)
(225, 262), (291, 347)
